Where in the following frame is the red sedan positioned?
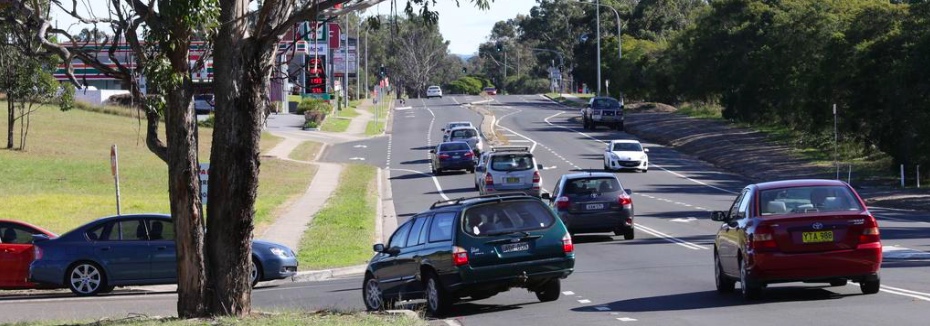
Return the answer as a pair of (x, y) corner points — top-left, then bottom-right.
(711, 179), (882, 299)
(483, 87), (497, 95)
(0, 219), (57, 289)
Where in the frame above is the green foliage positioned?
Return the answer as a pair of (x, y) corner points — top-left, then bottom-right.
(447, 76), (485, 94)
(303, 120), (318, 129)
(198, 115), (215, 128)
(296, 98), (332, 115)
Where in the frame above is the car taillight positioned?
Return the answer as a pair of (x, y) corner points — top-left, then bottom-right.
(750, 224), (777, 252)
(556, 196), (570, 210)
(464, 151), (474, 158)
(618, 193), (632, 208)
(34, 246), (43, 260)
(859, 216), (881, 244)
(532, 171), (541, 189)
(453, 246), (469, 266)
(439, 154), (450, 160)
(562, 233), (574, 253)
(485, 173), (494, 185)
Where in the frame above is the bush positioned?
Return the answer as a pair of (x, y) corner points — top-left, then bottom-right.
(303, 120), (319, 129)
(296, 98), (332, 115)
(198, 115), (215, 128)
(446, 76), (485, 95)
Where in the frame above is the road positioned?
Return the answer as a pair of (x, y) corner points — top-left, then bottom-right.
(2, 95), (930, 325)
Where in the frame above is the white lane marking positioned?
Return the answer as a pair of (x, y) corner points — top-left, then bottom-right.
(543, 112), (737, 194)
(594, 306), (610, 311)
(508, 140), (532, 143)
(395, 106), (413, 110)
(349, 157), (366, 161)
(563, 291), (575, 295)
(636, 224), (708, 250)
(879, 286), (930, 302)
(883, 246), (930, 259)
(617, 317), (638, 322)
(578, 299), (591, 304)
(493, 108), (539, 153)
(670, 217), (698, 223)
(390, 168), (449, 201)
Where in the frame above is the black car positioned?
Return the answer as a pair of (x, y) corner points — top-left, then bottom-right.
(430, 141), (476, 175)
(582, 96), (624, 131)
(362, 194), (575, 316)
(547, 172), (635, 239)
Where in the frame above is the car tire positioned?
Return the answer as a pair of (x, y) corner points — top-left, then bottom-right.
(66, 261), (107, 296)
(363, 273), (392, 311)
(715, 253), (735, 294)
(623, 228), (634, 240)
(830, 280), (848, 287)
(604, 161), (609, 171)
(618, 122), (625, 131)
(535, 279), (561, 302)
(251, 258), (262, 288)
(424, 271), (452, 316)
(739, 258), (763, 300)
(860, 278), (880, 294)
(641, 168), (648, 173)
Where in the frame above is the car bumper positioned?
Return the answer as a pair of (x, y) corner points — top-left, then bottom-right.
(748, 247), (882, 283)
(606, 158), (647, 170)
(559, 211), (633, 233)
(261, 256), (299, 281)
(438, 160), (475, 170)
(443, 256), (575, 295)
(482, 187), (542, 197)
(28, 260), (67, 287)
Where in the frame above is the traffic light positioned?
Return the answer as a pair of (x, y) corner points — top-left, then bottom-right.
(379, 65), (386, 78)
(495, 42), (502, 52)
(559, 65), (564, 73)
(462, 67), (467, 74)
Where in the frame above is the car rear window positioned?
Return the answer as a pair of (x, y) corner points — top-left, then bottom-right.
(759, 185), (863, 215)
(440, 142), (470, 151)
(564, 177), (622, 196)
(612, 142), (642, 151)
(451, 129), (477, 138)
(591, 98), (621, 110)
(490, 154), (534, 171)
(463, 200), (555, 236)
(194, 94), (213, 101)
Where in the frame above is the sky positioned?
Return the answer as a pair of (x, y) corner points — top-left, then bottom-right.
(49, 0), (539, 55)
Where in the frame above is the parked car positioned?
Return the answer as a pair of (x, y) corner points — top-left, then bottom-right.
(475, 146), (544, 197)
(426, 86), (443, 99)
(193, 93), (215, 114)
(362, 194), (575, 316)
(582, 96), (624, 130)
(29, 214), (298, 296)
(603, 139), (649, 172)
(710, 179), (882, 300)
(483, 87), (497, 95)
(430, 141), (476, 175)
(547, 172), (635, 239)
(441, 121), (474, 142)
(447, 126), (484, 155)
(0, 220), (57, 289)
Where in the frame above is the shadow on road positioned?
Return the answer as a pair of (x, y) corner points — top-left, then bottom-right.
(572, 287), (857, 313)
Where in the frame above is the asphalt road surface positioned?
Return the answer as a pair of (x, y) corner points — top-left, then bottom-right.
(3, 95), (930, 326)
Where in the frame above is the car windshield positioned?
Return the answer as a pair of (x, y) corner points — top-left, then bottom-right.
(612, 143), (642, 152)
(759, 185), (864, 215)
(194, 94), (213, 101)
(439, 142), (470, 152)
(591, 98), (621, 110)
(429, 86), (440, 90)
(564, 177), (623, 196)
(463, 200), (555, 236)
(448, 123), (471, 130)
(490, 154), (533, 171)
(451, 129), (478, 138)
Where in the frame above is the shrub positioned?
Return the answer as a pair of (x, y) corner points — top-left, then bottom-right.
(303, 120), (319, 129)
(296, 97), (332, 115)
(198, 115), (215, 128)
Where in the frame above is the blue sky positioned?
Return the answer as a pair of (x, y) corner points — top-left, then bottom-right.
(49, 0), (538, 55)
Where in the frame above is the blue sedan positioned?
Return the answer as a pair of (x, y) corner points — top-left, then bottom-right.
(29, 214), (298, 296)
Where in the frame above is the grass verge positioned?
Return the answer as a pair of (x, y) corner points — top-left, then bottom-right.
(676, 102), (723, 119)
(288, 141), (323, 162)
(0, 101), (303, 234)
(14, 310), (425, 326)
(320, 117), (351, 132)
(298, 164), (377, 269)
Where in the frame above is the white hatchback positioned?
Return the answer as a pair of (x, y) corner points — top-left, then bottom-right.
(426, 85), (443, 98)
(603, 139), (649, 172)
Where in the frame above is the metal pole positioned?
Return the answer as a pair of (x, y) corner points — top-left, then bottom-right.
(343, 16), (349, 108)
(834, 104), (838, 179)
(355, 16), (360, 102)
(503, 50), (507, 94)
(596, 0), (602, 95)
(901, 164), (905, 188)
(364, 27), (369, 99)
(918, 165), (921, 188)
(111, 145), (121, 216)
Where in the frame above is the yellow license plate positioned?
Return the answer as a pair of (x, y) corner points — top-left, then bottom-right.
(506, 177), (520, 183)
(802, 231), (834, 243)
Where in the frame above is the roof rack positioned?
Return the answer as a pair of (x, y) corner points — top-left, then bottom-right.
(428, 193), (531, 209)
(491, 146), (530, 152)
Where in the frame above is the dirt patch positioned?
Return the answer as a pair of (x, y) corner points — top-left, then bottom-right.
(626, 102), (678, 113)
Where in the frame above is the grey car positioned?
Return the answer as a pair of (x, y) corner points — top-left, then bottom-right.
(448, 126), (484, 154)
(475, 146), (544, 197)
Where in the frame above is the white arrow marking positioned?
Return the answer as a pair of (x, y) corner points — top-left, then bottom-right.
(349, 157), (366, 161)
(670, 217), (698, 223)
(353, 144), (368, 148)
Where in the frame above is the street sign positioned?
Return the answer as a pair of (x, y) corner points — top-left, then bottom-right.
(199, 163), (209, 204)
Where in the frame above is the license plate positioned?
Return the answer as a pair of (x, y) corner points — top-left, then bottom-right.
(802, 231), (834, 243)
(506, 177), (520, 184)
(501, 242), (530, 253)
(586, 203), (605, 210)
(453, 155), (460, 159)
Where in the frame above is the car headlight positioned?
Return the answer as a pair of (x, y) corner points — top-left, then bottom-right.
(270, 247), (289, 258)
(609, 153), (619, 159)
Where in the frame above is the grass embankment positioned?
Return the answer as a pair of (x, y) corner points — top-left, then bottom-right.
(13, 311), (425, 326)
(288, 141), (324, 162)
(298, 164), (378, 269)
(543, 92), (588, 108)
(319, 101), (361, 132)
(364, 97), (392, 136)
(0, 101), (312, 234)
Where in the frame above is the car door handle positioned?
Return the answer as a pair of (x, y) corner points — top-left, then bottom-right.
(99, 247), (110, 251)
(156, 246), (167, 250)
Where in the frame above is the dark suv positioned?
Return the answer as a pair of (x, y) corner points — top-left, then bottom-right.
(362, 194), (575, 316)
(548, 172), (635, 239)
(582, 96), (624, 131)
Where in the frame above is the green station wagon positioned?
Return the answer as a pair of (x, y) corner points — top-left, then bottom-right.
(362, 194), (575, 316)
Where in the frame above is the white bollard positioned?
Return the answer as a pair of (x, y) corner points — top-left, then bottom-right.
(900, 164), (905, 188)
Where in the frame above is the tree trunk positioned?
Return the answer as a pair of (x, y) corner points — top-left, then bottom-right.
(6, 100), (13, 149)
(206, 2), (270, 316)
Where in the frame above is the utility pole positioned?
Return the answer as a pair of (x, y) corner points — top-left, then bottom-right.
(596, 0), (602, 95)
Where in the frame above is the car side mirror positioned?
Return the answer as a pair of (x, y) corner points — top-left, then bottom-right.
(476, 166), (485, 172)
(429, 149), (435, 154)
(540, 193), (551, 200)
(373, 243), (385, 252)
(537, 164), (544, 170)
(644, 148), (650, 152)
(441, 128), (445, 132)
(625, 189), (633, 195)
(710, 211), (728, 222)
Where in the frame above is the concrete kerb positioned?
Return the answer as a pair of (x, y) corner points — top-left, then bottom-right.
(464, 100), (503, 147)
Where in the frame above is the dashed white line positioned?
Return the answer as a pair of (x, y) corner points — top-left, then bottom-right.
(563, 291), (575, 295)
(578, 299), (591, 304)
(636, 224), (708, 250)
(617, 317), (638, 322)
(879, 285), (930, 301)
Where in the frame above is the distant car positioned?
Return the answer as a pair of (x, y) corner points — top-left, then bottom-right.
(441, 121), (474, 142)
(362, 194), (575, 316)
(475, 146), (544, 197)
(547, 172), (635, 239)
(603, 139), (649, 172)
(582, 96), (624, 130)
(426, 86), (443, 99)
(193, 94), (215, 114)
(29, 214), (298, 296)
(711, 179), (882, 300)
(0, 220), (57, 289)
(483, 87), (497, 95)
(430, 141), (476, 175)
(447, 126), (484, 154)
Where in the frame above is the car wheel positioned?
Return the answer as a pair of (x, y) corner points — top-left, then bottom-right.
(534, 279), (561, 302)
(739, 258), (763, 300)
(604, 160), (609, 170)
(860, 278), (880, 294)
(618, 122), (625, 131)
(67, 261), (107, 296)
(715, 252), (735, 294)
(623, 228), (634, 240)
(434, 168), (443, 176)
(424, 271), (452, 316)
(830, 280), (848, 287)
(641, 168), (648, 173)
(251, 258), (262, 288)
(363, 273), (392, 311)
